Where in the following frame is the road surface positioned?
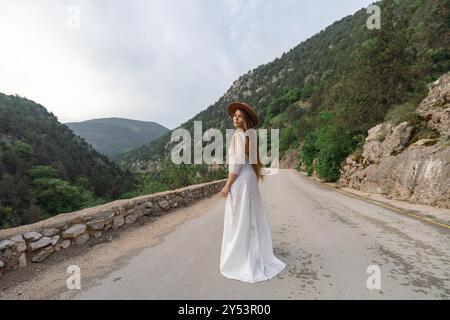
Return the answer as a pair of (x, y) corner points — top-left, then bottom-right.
(74, 169), (450, 299)
(1, 169), (449, 299)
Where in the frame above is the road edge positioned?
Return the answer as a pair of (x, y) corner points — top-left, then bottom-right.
(291, 169), (450, 230)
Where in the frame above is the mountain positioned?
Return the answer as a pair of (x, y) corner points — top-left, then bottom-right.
(65, 118), (170, 157)
(115, 0), (450, 181)
(0, 94), (138, 228)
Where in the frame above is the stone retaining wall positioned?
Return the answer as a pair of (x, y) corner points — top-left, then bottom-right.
(0, 179), (227, 276)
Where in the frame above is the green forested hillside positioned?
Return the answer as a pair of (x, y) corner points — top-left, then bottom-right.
(65, 118), (169, 157)
(116, 0), (449, 182)
(0, 94), (139, 228)
(3, 0), (446, 228)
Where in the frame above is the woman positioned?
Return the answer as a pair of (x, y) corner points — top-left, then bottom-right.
(219, 102), (286, 283)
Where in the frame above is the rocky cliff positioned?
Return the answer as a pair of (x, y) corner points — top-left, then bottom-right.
(280, 144), (303, 169)
(338, 72), (450, 209)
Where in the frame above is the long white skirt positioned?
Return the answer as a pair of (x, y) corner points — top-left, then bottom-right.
(220, 164), (286, 283)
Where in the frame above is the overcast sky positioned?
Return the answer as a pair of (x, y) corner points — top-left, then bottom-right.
(0, 0), (375, 129)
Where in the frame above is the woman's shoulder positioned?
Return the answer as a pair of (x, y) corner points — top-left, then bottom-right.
(233, 129), (246, 142)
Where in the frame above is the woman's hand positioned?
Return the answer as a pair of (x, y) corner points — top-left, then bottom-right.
(220, 184), (230, 198)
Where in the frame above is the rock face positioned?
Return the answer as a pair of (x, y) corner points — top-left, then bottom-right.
(416, 75), (450, 138)
(338, 72), (450, 209)
(0, 179), (226, 276)
(280, 145), (302, 169)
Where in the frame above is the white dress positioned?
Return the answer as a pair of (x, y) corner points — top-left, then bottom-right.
(220, 128), (286, 283)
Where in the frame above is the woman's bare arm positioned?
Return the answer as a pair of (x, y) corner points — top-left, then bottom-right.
(221, 171), (239, 197)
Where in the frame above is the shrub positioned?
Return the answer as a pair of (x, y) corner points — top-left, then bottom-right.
(385, 102), (420, 125)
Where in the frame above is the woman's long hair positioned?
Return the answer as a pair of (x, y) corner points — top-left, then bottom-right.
(238, 109), (266, 183)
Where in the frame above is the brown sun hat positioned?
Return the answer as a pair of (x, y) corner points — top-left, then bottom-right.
(227, 102), (259, 127)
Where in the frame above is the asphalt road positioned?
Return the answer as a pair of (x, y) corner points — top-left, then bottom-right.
(72, 169), (450, 299)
